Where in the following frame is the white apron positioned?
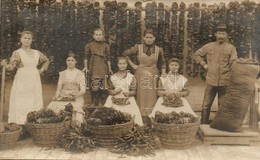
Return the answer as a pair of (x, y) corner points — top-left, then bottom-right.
(8, 49), (43, 124)
(149, 75), (197, 118)
(47, 69), (85, 123)
(104, 73), (144, 126)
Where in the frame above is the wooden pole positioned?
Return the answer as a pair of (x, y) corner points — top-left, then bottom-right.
(249, 82), (260, 132)
(0, 64), (6, 132)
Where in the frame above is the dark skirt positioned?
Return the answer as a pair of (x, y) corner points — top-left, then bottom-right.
(88, 55), (108, 91)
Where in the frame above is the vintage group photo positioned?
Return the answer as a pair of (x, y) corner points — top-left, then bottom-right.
(0, 0), (260, 159)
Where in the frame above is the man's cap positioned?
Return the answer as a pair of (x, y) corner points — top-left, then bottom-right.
(215, 23), (228, 32)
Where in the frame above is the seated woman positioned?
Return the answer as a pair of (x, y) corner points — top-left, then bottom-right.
(47, 51), (86, 124)
(149, 58), (197, 118)
(104, 56), (143, 126)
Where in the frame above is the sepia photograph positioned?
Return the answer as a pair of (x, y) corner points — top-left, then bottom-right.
(0, 0), (260, 159)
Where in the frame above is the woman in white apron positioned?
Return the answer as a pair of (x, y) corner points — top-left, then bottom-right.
(47, 52), (86, 124)
(149, 58), (197, 118)
(1, 31), (50, 125)
(104, 56), (143, 126)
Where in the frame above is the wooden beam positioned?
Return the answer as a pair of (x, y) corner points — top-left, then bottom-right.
(199, 125), (259, 146)
(249, 82), (260, 132)
(0, 65), (6, 132)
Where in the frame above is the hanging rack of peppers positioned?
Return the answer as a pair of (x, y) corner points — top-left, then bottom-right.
(177, 2), (186, 57)
(68, 0), (76, 53)
(127, 1), (142, 69)
(42, 1), (59, 81)
(1, 0), (260, 81)
(250, 2), (258, 60)
(1, 0), (18, 59)
(103, 0), (118, 71)
(192, 3), (201, 78)
(47, 1), (57, 56)
(238, 0), (256, 58)
(74, 1), (84, 68)
(35, 0), (45, 52)
(199, 4), (210, 46)
(186, 3), (200, 78)
(60, 0), (70, 70)
(157, 2), (164, 48)
(80, 1), (90, 44)
(170, 2), (178, 58)
(133, 1), (142, 44)
(198, 3), (213, 81)
(254, 3), (260, 61)
(227, 2), (239, 47)
(163, 5), (171, 60)
(128, 6), (135, 49)
(206, 4), (216, 43)
(17, 0), (36, 34)
(92, 1), (101, 32)
(145, 2), (157, 31)
(198, 4), (207, 80)
(177, 2), (186, 74)
(186, 4), (194, 77)
(1, 0), (18, 81)
(116, 2), (128, 56)
(214, 2), (227, 24)
(127, 1), (142, 48)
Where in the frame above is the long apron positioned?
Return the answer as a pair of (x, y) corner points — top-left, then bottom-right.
(135, 44), (159, 116)
(8, 49), (43, 125)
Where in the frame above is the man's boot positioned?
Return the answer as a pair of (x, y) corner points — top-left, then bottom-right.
(201, 108), (210, 124)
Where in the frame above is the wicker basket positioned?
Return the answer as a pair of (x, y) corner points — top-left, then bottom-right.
(25, 121), (69, 147)
(0, 127), (22, 150)
(153, 119), (200, 149)
(85, 118), (134, 147)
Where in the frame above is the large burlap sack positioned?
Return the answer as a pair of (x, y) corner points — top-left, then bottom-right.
(210, 58), (259, 132)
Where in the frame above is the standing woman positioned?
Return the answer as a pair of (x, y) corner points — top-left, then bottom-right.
(123, 29), (166, 124)
(1, 31), (50, 125)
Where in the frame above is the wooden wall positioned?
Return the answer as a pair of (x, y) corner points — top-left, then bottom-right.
(1, 0), (260, 80)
